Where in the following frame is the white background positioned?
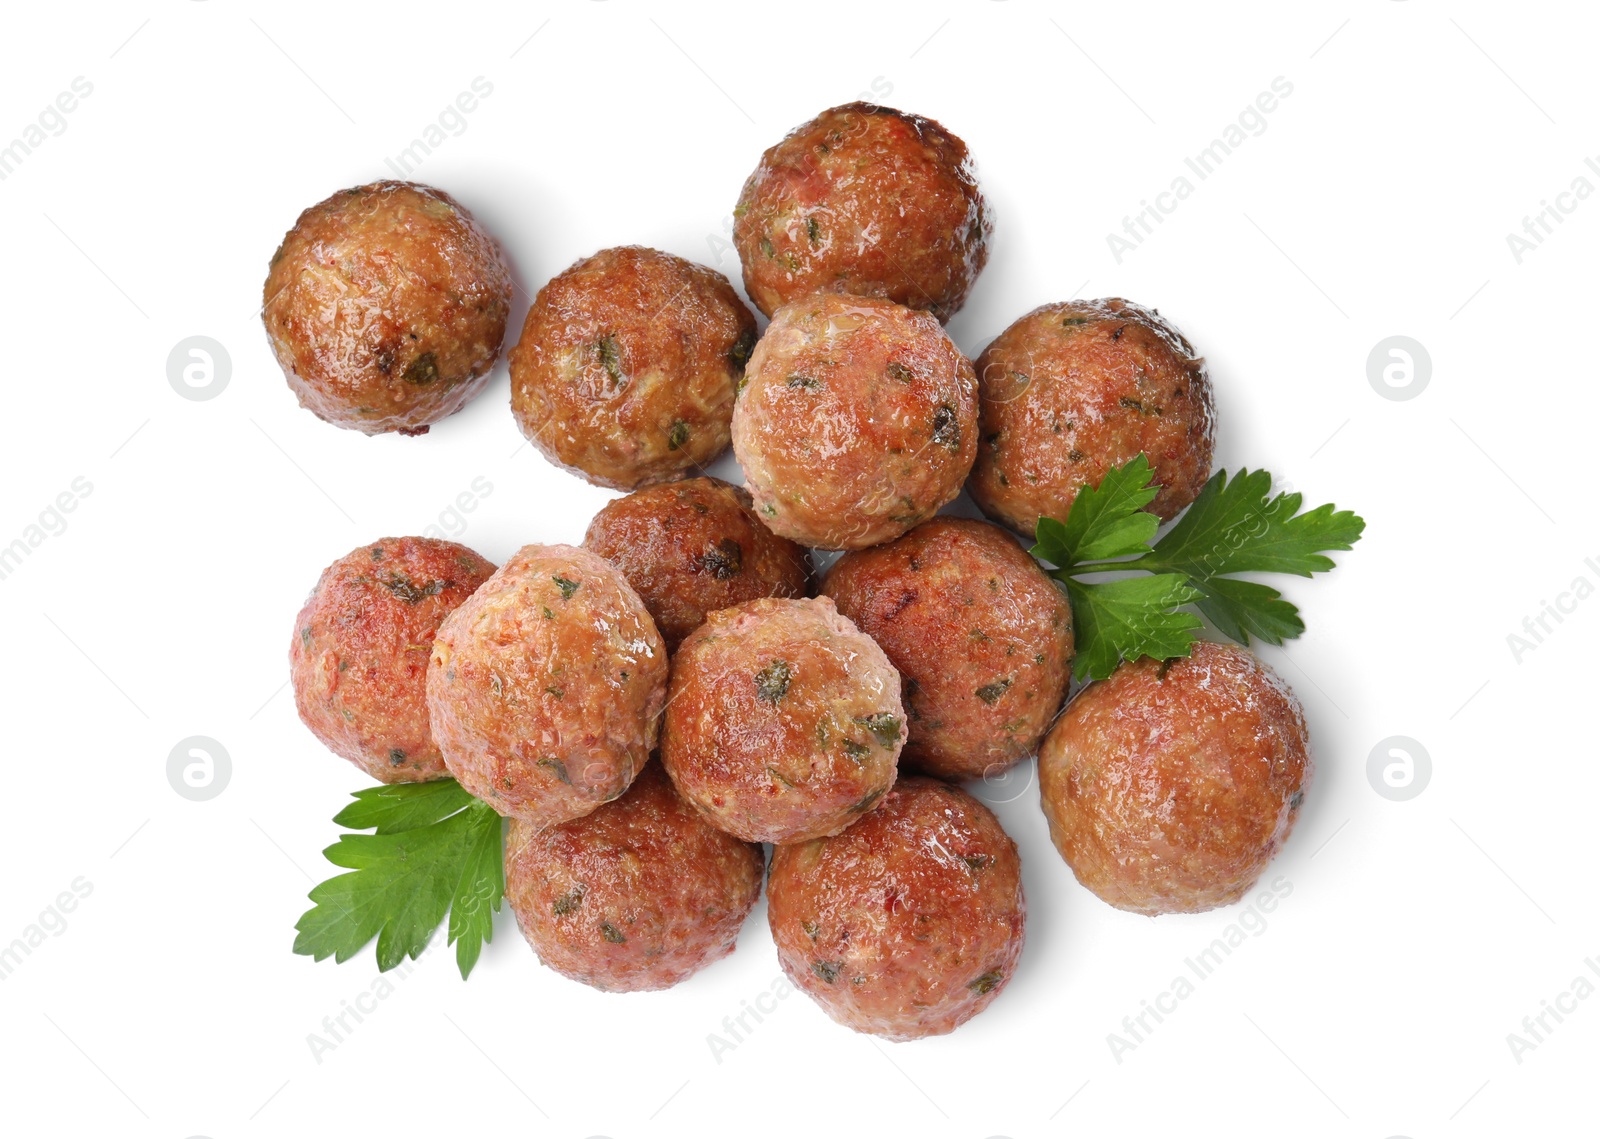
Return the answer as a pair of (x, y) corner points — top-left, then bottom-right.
(1, 2), (1594, 1136)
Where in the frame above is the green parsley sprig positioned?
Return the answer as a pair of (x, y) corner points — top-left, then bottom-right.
(293, 779), (505, 980)
(1031, 454), (1365, 682)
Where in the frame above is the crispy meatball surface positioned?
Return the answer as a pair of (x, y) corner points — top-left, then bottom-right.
(263, 181), (512, 435)
(290, 537), (496, 783)
(732, 294), (977, 551)
(823, 517), (1073, 781)
(426, 544), (667, 825)
(768, 777), (1025, 1041)
(1038, 642), (1310, 916)
(584, 477), (810, 652)
(510, 246), (757, 489)
(505, 762), (764, 992)
(969, 298), (1214, 534)
(734, 102), (991, 321)
(660, 596), (903, 845)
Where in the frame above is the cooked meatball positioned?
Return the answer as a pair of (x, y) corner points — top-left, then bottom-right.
(968, 298), (1215, 534)
(263, 181), (512, 435)
(733, 102), (991, 322)
(1038, 642), (1310, 916)
(732, 294), (977, 550)
(509, 246), (757, 489)
(768, 777), (1025, 1041)
(505, 762), (764, 992)
(426, 544), (667, 825)
(823, 518), (1073, 781)
(290, 537), (496, 782)
(584, 477), (811, 652)
(660, 596), (903, 844)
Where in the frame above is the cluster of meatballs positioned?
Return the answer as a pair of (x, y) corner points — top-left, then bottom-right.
(277, 102), (1312, 1042)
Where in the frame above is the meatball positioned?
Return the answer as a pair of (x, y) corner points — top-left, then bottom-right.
(823, 518), (1073, 781)
(263, 181), (512, 435)
(732, 294), (977, 551)
(505, 762), (763, 992)
(426, 544), (667, 825)
(1037, 642), (1310, 916)
(968, 298), (1215, 534)
(510, 246), (757, 489)
(660, 596), (903, 844)
(584, 477), (811, 652)
(768, 777), (1025, 1041)
(289, 537), (496, 782)
(733, 102), (991, 322)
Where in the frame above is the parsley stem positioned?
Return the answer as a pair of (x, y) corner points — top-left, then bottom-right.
(1063, 557), (1157, 577)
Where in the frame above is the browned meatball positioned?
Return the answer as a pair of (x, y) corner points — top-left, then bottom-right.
(289, 537), (496, 782)
(505, 762), (764, 992)
(969, 298), (1215, 534)
(734, 103), (991, 322)
(1038, 642), (1310, 916)
(732, 294), (977, 550)
(768, 777), (1025, 1041)
(823, 518), (1073, 781)
(426, 544), (667, 825)
(583, 477), (810, 652)
(660, 597), (903, 844)
(263, 181), (512, 435)
(509, 246), (757, 489)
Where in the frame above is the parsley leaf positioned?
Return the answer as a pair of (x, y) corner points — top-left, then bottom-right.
(1031, 452), (1160, 567)
(293, 780), (504, 979)
(1142, 468), (1367, 579)
(1036, 455), (1363, 680)
(1063, 574), (1202, 683)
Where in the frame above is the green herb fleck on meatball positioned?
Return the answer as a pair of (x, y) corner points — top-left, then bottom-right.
(538, 757), (571, 784)
(552, 887), (586, 915)
(755, 660), (792, 703)
(852, 713), (902, 748)
(600, 921), (627, 944)
(667, 420), (690, 450)
(402, 352), (439, 385)
(701, 538), (743, 580)
(931, 404), (961, 449)
(729, 326), (757, 370)
(382, 574), (444, 604)
(968, 969), (1004, 994)
(812, 960), (843, 984)
(595, 335), (623, 384)
(552, 575), (580, 600)
(975, 678), (1012, 704)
